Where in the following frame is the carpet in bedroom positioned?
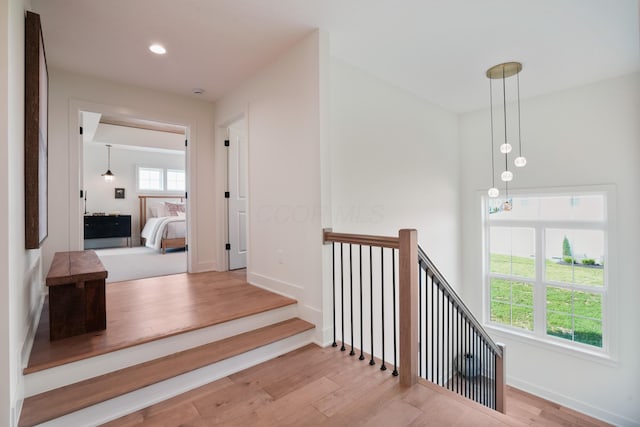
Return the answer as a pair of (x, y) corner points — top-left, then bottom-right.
(94, 246), (187, 283)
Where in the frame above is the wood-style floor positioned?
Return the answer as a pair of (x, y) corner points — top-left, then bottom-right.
(26, 270), (296, 373)
(104, 344), (611, 427)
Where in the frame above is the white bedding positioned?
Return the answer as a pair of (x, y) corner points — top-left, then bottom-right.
(141, 216), (186, 250)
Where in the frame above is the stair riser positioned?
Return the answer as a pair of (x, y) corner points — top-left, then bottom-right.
(36, 330), (314, 427)
(25, 304), (297, 396)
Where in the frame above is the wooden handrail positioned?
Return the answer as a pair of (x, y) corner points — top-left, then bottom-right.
(323, 229), (400, 249)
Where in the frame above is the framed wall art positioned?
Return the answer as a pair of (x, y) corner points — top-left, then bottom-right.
(24, 11), (48, 249)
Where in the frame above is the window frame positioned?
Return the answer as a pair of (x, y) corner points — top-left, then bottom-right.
(166, 168), (186, 192)
(482, 187), (616, 358)
(136, 165), (186, 194)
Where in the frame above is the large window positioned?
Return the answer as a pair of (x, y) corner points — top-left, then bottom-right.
(137, 166), (185, 193)
(485, 191), (609, 351)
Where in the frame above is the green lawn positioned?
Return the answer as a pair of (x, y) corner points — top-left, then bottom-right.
(490, 254), (603, 286)
(489, 254), (603, 347)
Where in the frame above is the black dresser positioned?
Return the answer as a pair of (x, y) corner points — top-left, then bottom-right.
(84, 215), (131, 247)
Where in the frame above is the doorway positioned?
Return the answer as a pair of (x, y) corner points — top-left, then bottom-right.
(80, 110), (188, 281)
(227, 117), (248, 270)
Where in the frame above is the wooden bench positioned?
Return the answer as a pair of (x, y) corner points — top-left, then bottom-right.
(46, 250), (108, 341)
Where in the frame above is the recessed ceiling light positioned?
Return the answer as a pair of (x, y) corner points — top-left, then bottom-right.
(149, 44), (166, 55)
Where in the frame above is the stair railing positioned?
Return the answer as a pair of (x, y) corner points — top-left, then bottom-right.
(323, 228), (506, 413)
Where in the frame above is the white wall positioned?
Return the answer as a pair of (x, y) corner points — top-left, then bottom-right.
(330, 58), (461, 287)
(1, 1), (41, 426)
(214, 30), (328, 341)
(459, 73), (640, 426)
(83, 144), (185, 247)
(45, 69), (217, 275)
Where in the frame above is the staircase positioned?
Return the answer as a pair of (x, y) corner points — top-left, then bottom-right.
(323, 228), (506, 413)
(19, 272), (315, 426)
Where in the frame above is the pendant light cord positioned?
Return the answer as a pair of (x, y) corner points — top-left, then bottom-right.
(489, 78), (495, 187)
(502, 66), (508, 173)
(517, 71), (522, 157)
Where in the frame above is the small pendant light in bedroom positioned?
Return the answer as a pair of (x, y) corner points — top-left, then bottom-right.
(101, 144), (114, 181)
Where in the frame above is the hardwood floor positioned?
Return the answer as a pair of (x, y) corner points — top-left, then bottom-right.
(104, 344), (611, 427)
(19, 318), (313, 427)
(25, 270), (295, 373)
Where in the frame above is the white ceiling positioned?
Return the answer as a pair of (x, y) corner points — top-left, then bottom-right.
(32, 0), (639, 112)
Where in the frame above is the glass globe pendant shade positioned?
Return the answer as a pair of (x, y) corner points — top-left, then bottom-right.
(501, 170), (513, 182)
(514, 156), (527, 167)
(488, 187), (500, 198)
(499, 143), (512, 154)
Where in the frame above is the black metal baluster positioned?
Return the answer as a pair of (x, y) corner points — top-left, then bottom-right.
(444, 292), (447, 389)
(392, 250), (398, 376)
(430, 273), (434, 382)
(457, 310), (461, 394)
(332, 242), (337, 347)
(471, 328), (475, 403)
(369, 246), (375, 366)
(445, 294), (449, 390)
(479, 338), (483, 406)
(473, 329), (477, 403)
(359, 245), (364, 360)
(493, 349), (497, 409)
(483, 340), (487, 406)
(418, 261), (422, 378)
(349, 244), (355, 356)
(436, 281), (439, 385)
(467, 322), (471, 399)
(482, 338), (486, 406)
(340, 243), (345, 352)
(380, 247), (387, 371)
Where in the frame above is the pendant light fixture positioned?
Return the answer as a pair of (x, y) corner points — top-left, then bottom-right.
(101, 144), (114, 181)
(486, 61), (526, 200)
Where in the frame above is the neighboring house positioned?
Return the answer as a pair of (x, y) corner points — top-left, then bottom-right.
(1, 2), (639, 427)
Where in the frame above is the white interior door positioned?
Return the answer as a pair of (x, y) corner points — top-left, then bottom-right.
(227, 120), (248, 270)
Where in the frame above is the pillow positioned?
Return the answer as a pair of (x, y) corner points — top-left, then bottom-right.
(149, 202), (169, 218)
(176, 211), (186, 218)
(165, 202), (185, 216)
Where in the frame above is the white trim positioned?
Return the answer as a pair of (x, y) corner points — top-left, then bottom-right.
(247, 272), (325, 343)
(506, 376), (638, 427)
(481, 185), (616, 357)
(485, 325), (617, 366)
(37, 331), (314, 427)
(68, 99), (196, 274)
(24, 304), (298, 396)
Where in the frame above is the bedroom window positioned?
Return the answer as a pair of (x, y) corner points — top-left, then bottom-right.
(166, 169), (185, 191)
(137, 166), (185, 193)
(484, 190), (611, 352)
(137, 167), (164, 191)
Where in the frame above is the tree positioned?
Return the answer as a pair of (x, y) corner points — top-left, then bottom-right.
(562, 236), (572, 258)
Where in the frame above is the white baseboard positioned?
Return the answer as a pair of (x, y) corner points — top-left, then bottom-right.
(507, 376), (639, 427)
(247, 272), (304, 301)
(24, 304), (297, 396)
(21, 292), (45, 369)
(193, 260), (217, 273)
(37, 331), (315, 427)
(247, 272), (326, 343)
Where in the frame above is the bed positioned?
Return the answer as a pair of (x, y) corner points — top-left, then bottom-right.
(139, 195), (186, 254)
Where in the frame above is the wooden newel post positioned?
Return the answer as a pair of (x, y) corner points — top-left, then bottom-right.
(495, 343), (506, 413)
(399, 229), (418, 386)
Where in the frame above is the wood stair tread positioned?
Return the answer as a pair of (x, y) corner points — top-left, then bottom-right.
(19, 317), (314, 427)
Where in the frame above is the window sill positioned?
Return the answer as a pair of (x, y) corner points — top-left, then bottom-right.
(484, 323), (618, 368)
